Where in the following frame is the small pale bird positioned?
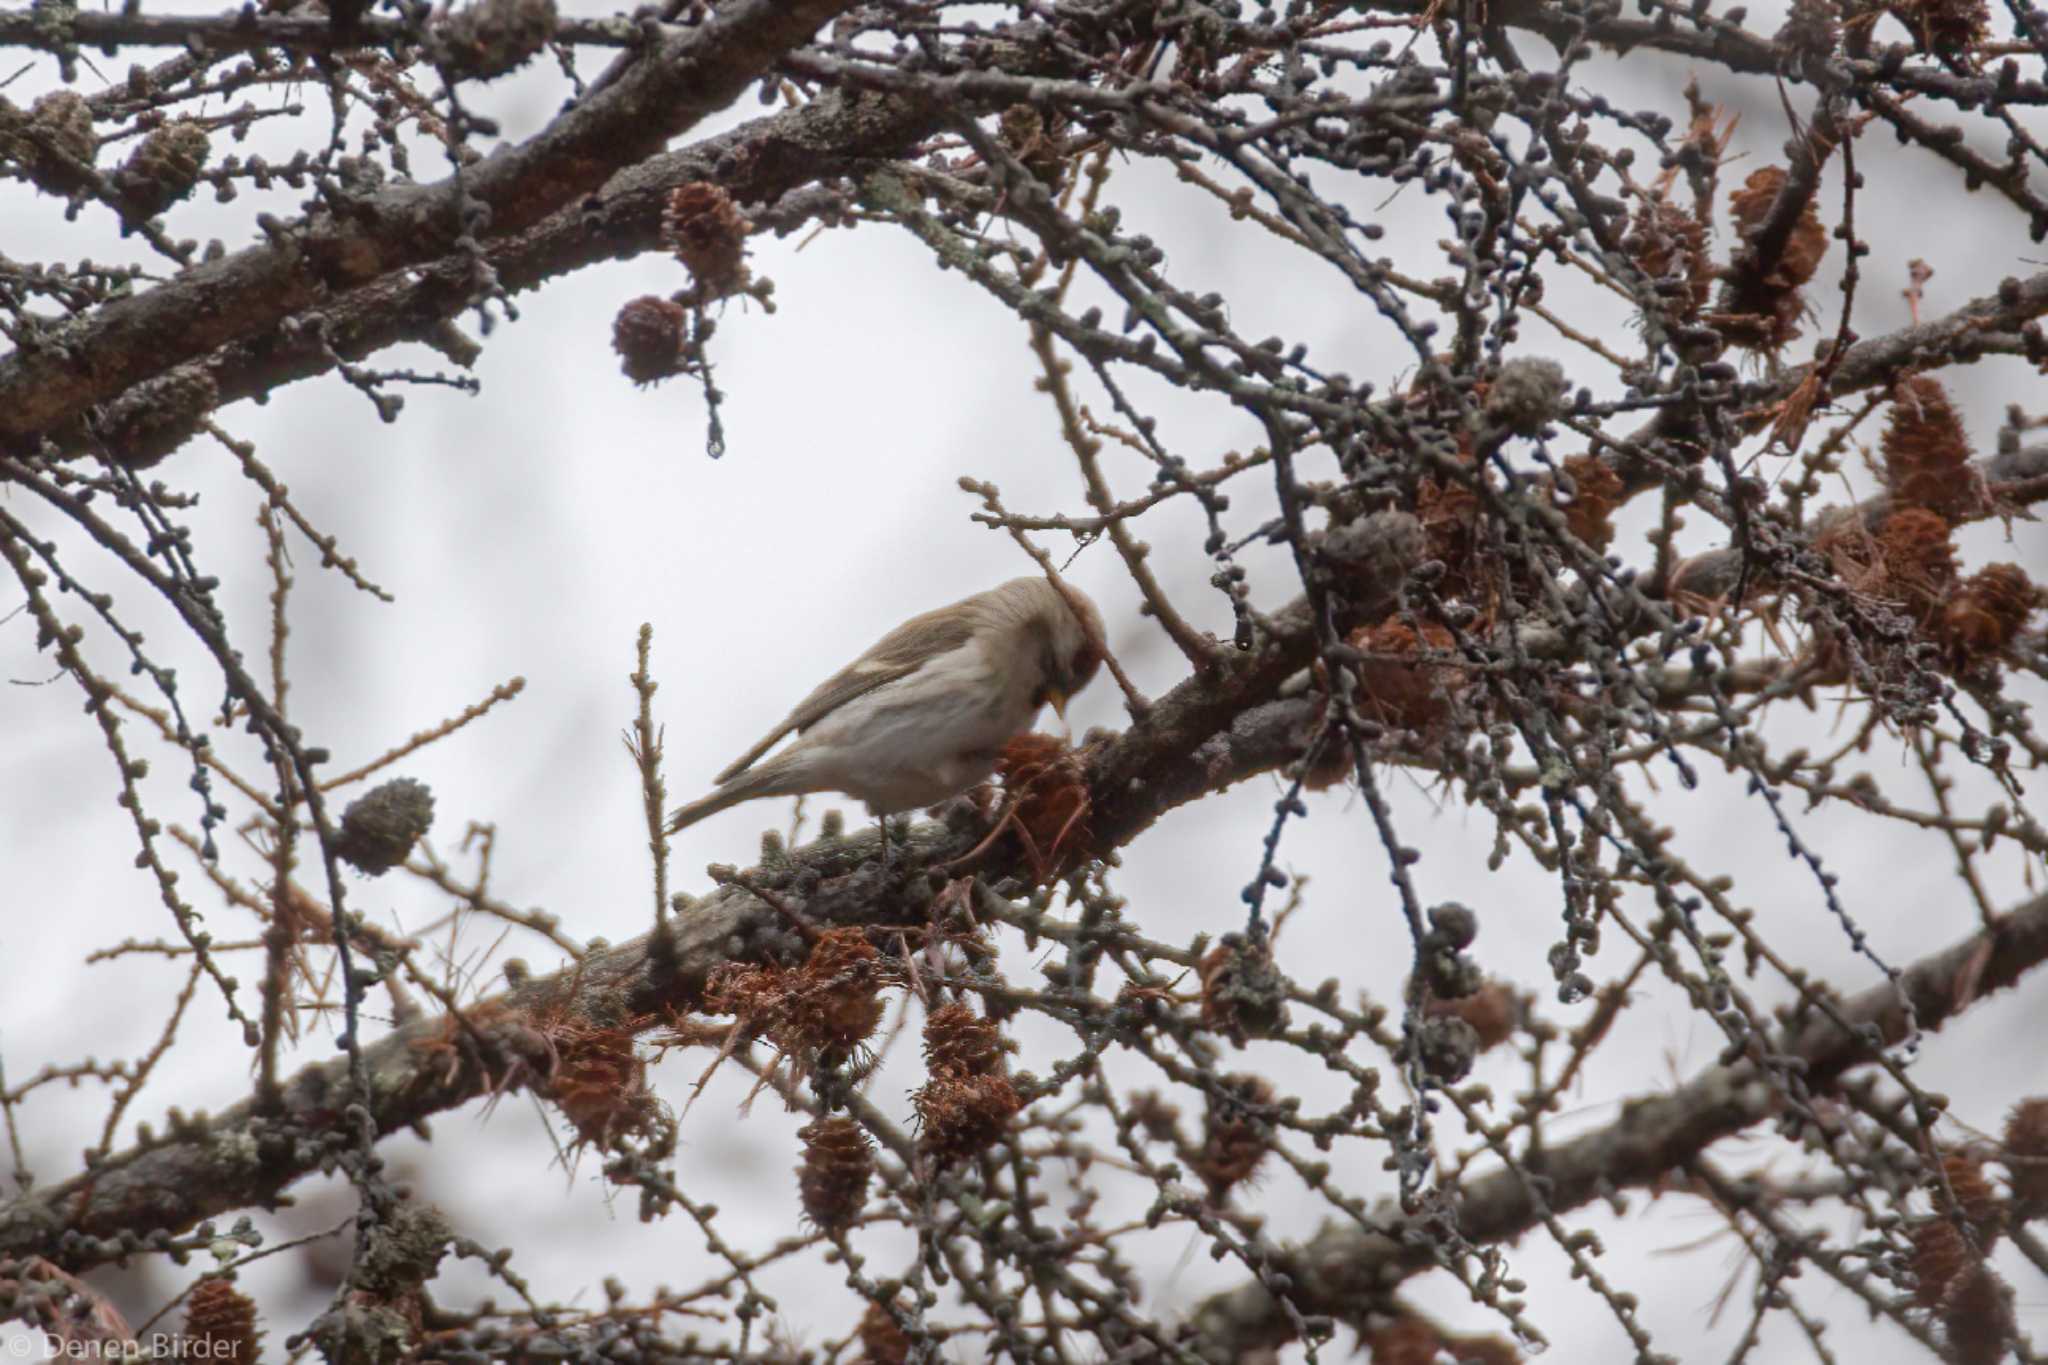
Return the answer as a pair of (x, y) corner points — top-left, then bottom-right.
(666, 577), (1105, 833)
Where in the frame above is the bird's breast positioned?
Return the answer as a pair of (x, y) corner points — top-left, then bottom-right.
(789, 643), (1037, 811)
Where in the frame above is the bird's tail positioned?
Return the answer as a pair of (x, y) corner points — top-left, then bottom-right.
(664, 760), (792, 833)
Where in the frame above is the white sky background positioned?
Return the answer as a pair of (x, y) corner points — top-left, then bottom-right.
(3, 0), (2048, 1359)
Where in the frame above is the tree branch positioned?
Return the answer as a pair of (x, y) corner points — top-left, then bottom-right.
(0, 0), (857, 448)
(0, 514), (1422, 1266)
(1184, 887), (2048, 1357)
(26, 82), (951, 461)
(0, 7), (642, 56)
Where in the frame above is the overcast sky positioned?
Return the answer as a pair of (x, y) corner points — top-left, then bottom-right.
(4, 1), (2047, 1358)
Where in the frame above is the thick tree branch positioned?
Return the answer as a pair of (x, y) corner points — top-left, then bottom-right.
(0, 7), (640, 55)
(1598, 269), (2048, 504)
(1184, 887), (2048, 1358)
(53, 83), (951, 460)
(0, 0), (856, 448)
(1816, 269), (2048, 395)
(0, 515), (1422, 1265)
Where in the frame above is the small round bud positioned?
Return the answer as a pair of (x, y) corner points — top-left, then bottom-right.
(119, 120), (210, 218)
(1484, 357), (1566, 436)
(334, 777), (435, 876)
(0, 92), (95, 198)
(30, 90), (94, 169)
(1199, 935), (1290, 1045)
(1427, 901), (1478, 949)
(1414, 1015), (1480, 1082)
(432, 0), (557, 80)
(1422, 950), (1485, 1001)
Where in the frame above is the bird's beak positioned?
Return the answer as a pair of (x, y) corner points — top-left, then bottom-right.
(1048, 689), (1070, 724)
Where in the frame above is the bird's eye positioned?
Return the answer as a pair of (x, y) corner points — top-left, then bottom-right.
(1070, 646), (1101, 682)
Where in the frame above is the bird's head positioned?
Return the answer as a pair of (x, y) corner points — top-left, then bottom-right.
(1024, 581), (1105, 721)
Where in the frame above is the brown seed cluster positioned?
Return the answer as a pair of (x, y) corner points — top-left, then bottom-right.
(1944, 564), (2038, 669)
(1365, 1315), (1519, 1365)
(1870, 507), (1960, 623)
(1885, 0), (1989, 52)
(992, 732), (1095, 880)
(913, 1072), (1023, 1166)
(704, 926), (888, 1067)
(1424, 978), (1518, 1053)
(612, 295), (689, 387)
(1882, 376), (1977, 519)
(2003, 1096), (2048, 1207)
(803, 931), (891, 1058)
(539, 1013), (664, 1151)
(1624, 200), (1711, 321)
(1906, 1150), (2017, 1362)
(182, 1279), (262, 1365)
(1348, 620), (1465, 732)
(1308, 483), (1488, 777)
(1415, 474), (1485, 600)
(1712, 166), (1830, 353)
(1808, 378), (2039, 678)
(1941, 1263), (2015, 1365)
(1877, 506), (1960, 591)
(1555, 454), (1625, 551)
(912, 1001), (1020, 1165)
(1816, 507), (1947, 630)
(1937, 1151), (2005, 1245)
(1909, 1215), (1970, 1310)
(1365, 1316), (1442, 1365)
(1192, 1073), (1275, 1199)
(663, 181), (752, 299)
(923, 1002), (1005, 1078)
(857, 1301), (911, 1365)
(796, 1116), (874, 1233)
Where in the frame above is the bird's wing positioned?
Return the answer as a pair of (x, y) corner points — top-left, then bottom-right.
(712, 603), (982, 783)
